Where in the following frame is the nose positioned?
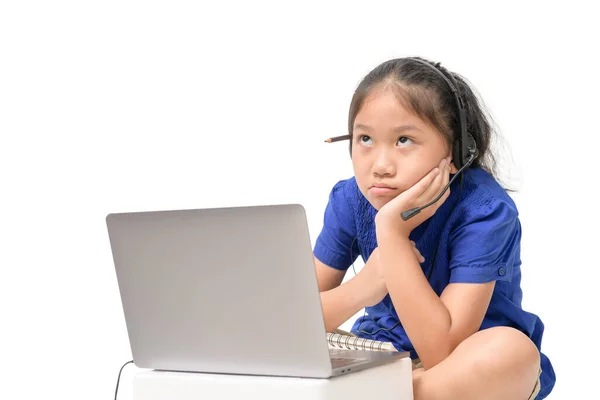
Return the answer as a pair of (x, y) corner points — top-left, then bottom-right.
(373, 148), (396, 177)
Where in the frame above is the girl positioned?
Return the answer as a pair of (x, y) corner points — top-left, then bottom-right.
(315, 57), (555, 399)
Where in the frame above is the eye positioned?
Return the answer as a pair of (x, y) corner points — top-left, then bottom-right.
(359, 135), (373, 145)
(397, 136), (413, 147)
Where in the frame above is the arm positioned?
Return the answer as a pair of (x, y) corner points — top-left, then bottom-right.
(315, 243), (425, 333)
(314, 256), (367, 332)
(313, 178), (420, 333)
(312, 179), (376, 332)
(374, 158), (505, 369)
(377, 235), (494, 368)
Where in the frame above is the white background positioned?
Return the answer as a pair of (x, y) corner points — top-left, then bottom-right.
(1, 1), (597, 399)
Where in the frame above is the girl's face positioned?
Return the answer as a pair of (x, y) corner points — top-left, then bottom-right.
(351, 88), (456, 210)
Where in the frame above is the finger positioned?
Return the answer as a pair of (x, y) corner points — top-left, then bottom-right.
(407, 166), (440, 197)
(411, 243), (424, 262)
(442, 159), (451, 193)
(440, 183), (451, 204)
(421, 158), (447, 202)
(434, 177), (452, 209)
(439, 159), (451, 200)
(437, 157), (452, 198)
(413, 246), (425, 263)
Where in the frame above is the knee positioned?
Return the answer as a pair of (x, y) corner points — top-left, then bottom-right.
(482, 326), (540, 375)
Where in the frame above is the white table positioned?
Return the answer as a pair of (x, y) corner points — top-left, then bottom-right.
(133, 356), (413, 400)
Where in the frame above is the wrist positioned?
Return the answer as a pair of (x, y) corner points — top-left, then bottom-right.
(378, 235), (412, 259)
(350, 271), (376, 308)
(375, 215), (410, 239)
(376, 226), (410, 243)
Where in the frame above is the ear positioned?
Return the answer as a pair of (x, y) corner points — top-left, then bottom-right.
(447, 151), (459, 173)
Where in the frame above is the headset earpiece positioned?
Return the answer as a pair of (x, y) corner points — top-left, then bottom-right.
(454, 131), (478, 169)
(400, 58), (480, 221)
(406, 57), (480, 170)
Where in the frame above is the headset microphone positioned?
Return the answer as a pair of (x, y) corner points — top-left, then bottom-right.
(400, 148), (478, 221)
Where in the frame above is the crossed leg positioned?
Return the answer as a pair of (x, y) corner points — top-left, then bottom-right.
(412, 326), (541, 400)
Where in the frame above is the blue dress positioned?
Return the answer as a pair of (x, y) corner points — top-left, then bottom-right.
(313, 167), (555, 399)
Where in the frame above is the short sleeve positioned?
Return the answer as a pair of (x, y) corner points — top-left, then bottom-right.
(448, 195), (521, 284)
(313, 179), (360, 270)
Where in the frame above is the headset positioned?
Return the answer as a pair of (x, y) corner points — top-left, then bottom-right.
(325, 57), (480, 220)
(398, 57), (479, 220)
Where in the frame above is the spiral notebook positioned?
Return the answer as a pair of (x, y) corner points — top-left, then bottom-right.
(327, 331), (397, 352)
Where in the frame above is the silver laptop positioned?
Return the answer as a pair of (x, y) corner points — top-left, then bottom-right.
(106, 204), (408, 378)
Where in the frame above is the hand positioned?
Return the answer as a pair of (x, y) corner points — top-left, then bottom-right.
(358, 243), (425, 307)
(410, 240), (425, 263)
(375, 156), (452, 239)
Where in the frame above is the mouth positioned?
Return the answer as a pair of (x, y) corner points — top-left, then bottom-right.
(369, 184), (397, 196)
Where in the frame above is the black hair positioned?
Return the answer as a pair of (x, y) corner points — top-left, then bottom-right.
(348, 56), (504, 185)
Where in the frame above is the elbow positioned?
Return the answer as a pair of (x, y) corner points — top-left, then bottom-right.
(323, 317), (342, 333)
(418, 333), (459, 370)
(322, 308), (342, 333)
(420, 345), (453, 370)
(419, 329), (470, 370)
